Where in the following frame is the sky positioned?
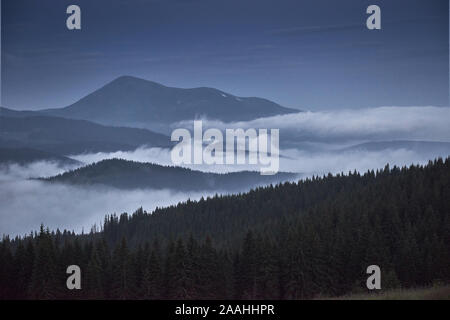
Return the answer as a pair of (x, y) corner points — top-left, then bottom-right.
(1, 0), (449, 110)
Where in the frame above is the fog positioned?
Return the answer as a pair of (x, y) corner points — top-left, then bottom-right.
(279, 148), (435, 175)
(1, 106), (449, 237)
(70, 106), (450, 175)
(0, 176), (216, 238)
(0, 161), (79, 180)
(68, 145), (443, 175)
(175, 106), (450, 144)
(0, 148), (444, 237)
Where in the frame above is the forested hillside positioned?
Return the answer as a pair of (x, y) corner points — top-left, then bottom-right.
(43, 158), (297, 192)
(0, 158), (449, 299)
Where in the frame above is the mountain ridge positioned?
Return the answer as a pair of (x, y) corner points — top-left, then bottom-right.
(0, 147), (81, 166)
(43, 158), (298, 192)
(0, 115), (171, 155)
(40, 76), (299, 129)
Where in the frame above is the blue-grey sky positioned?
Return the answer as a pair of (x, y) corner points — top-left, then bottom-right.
(1, 0), (449, 110)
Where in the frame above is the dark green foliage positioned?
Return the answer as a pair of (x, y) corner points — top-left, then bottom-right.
(1, 158), (449, 299)
(142, 241), (163, 299)
(110, 238), (136, 299)
(28, 226), (61, 299)
(43, 158), (296, 192)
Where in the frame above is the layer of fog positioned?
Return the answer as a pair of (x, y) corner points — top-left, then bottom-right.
(0, 148), (434, 238)
(279, 148), (437, 175)
(0, 177), (216, 238)
(69, 145), (445, 175)
(175, 106), (450, 145)
(1, 147), (445, 237)
(68, 106), (450, 174)
(0, 161), (79, 181)
(2, 106), (449, 237)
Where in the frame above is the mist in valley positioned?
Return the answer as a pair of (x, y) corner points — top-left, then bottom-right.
(1, 106), (449, 237)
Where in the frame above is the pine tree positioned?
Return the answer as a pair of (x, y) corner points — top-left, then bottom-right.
(29, 226), (61, 299)
(110, 237), (136, 299)
(85, 245), (105, 299)
(142, 246), (163, 299)
(0, 238), (14, 299)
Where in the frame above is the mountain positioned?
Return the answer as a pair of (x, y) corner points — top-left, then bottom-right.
(42, 76), (299, 129)
(0, 107), (42, 118)
(0, 115), (170, 155)
(43, 158), (297, 191)
(0, 147), (81, 166)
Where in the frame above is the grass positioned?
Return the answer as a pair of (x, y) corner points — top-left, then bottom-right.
(328, 285), (450, 300)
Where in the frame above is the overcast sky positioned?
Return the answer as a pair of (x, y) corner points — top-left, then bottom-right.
(1, 0), (449, 110)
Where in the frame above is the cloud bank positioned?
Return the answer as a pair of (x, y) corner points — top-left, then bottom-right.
(68, 107), (450, 175)
(0, 177), (215, 238)
(176, 106), (450, 144)
(1, 106), (449, 237)
(0, 161), (79, 181)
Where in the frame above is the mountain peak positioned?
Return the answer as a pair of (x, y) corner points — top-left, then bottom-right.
(42, 76), (299, 129)
(107, 75), (167, 89)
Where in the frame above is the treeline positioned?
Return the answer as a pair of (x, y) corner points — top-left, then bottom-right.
(0, 158), (449, 299)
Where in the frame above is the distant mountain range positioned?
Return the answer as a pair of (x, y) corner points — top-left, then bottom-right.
(0, 107), (40, 118)
(0, 115), (170, 155)
(39, 76), (299, 130)
(43, 158), (298, 192)
(0, 147), (80, 166)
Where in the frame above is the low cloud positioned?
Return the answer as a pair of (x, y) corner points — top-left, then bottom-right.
(1, 147), (442, 237)
(279, 148), (437, 175)
(0, 161), (79, 180)
(72, 106), (450, 175)
(67, 144), (448, 176)
(0, 177), (215, 238)
(2, 106), (449, 237)
(176, 106), (450, 144)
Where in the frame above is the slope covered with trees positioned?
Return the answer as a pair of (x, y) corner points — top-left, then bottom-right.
(0, 158), (449, 299)
(43, 158), (297, 192)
